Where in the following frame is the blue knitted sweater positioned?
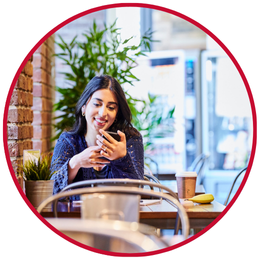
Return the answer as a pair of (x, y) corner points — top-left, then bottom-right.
(50, 131), (144, 198)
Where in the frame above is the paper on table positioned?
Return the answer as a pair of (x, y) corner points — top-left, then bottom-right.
(73, 199), (162, 206)
(140, 199), (162, 206)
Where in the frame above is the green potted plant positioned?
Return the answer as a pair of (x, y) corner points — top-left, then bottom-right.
(19, 153), (56, 211)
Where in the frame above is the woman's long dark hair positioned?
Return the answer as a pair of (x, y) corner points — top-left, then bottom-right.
(69, 75), (139, 138)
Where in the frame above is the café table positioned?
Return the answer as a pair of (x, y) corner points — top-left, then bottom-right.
(139, 199), (225, 231)
(40, 198), (225, 232)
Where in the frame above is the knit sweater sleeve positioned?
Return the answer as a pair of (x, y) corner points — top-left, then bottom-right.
(109, 133), (144, 180)
(50, 133), (75, 194)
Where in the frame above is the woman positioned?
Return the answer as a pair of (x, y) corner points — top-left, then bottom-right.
(51, 75), (144, 198)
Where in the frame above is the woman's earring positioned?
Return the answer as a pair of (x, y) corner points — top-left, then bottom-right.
(82, 112), (85, 117)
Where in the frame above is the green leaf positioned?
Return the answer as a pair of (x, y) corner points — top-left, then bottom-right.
(122, 36), (134, 44)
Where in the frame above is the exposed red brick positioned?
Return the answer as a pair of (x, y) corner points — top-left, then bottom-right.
(10, 90), (22, 106)
(8, 140), (32, 157)
(24, 61), (33, 77)
(32, 97), (43, 110)
(33, 125), (47, 139)
(32, 54), (48, 71)
(22, 125), (33, 139)
(7, 108), (33, 123)
(15, 74), (26, 90)
(11, 158), (23, 175)
(26, 92), (33, 107)
(35, 43), (47, 57)
(33, 83), (49, 98)
(27, 77), (33, 92)
(32, 138), (49, 153)
(8, 109), (23, 123)
(32, 97), (52, 111)
(33, 69), (48, 84)
(17, 175), (24, 190)
(8, 141), (23, 157)
(46, 59), (52, 74)
(32, 54), (42, 68)
(8, 125), (23, 139)
(32, 111), (52, 125)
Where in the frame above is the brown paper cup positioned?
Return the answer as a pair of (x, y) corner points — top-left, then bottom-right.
(176, 172), (197, 198)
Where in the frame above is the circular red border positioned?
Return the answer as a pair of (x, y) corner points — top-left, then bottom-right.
(3, 2), (257, 257)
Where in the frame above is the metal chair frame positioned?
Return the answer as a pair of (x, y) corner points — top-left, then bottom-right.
(144, 173), (161, 184)
(188, 153), (210, 185)
(224, 166), (247, 206)
(144, 155), (159, 178)
(144, 164), (154, 176)
(37, 179), (189, 239)
(46, 217), (169, 252)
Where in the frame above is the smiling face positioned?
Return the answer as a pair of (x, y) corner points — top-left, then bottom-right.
(82, 89), (119, 135)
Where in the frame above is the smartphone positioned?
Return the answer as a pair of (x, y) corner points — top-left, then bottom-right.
(98, 131), (121, 163)
(102, 131), (121, 142)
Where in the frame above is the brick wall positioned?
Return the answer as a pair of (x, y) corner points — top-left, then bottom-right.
(32, 36), (55, 154)
(7, 57), (34, 188)
(7, 36), (56, 190)
(7, 11), (106, 187)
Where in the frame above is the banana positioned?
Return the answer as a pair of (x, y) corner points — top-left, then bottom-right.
(188, 194), (214, 204)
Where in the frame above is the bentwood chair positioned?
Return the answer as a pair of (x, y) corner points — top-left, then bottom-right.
(37, 179), (189, 252)
(224, 166), (247, 206)
(188, 153), (210, 185)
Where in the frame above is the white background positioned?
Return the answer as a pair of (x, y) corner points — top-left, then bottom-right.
(1, 1), (259, 259)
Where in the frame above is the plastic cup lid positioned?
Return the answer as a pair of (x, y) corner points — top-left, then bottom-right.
(175, 171), (197, 177)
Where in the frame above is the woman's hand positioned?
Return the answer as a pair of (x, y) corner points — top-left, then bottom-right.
(68, 146), (109, 183)
(96, 129), (127, 161)
(76, 146), (110, 168)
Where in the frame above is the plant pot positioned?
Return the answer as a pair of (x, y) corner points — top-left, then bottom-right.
(25, 180), (54, 211)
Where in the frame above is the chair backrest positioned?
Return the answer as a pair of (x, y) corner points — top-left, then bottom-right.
(37, 179), (189, 239)
(188, 153), (210, 185)
(46, 218), (170, 253)
(81, 193), (140, 222)
(144, 155), (159, 178)
(144, 164), (153, 176)
(143, 173), (162, 198)
(224, 166), (247, 206)
(144, 173), (160, 184)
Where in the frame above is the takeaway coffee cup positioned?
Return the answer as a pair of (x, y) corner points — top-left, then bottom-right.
(176, 171), (197, 199)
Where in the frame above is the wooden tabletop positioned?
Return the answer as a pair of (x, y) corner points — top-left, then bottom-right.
(41, 198), (225, 230)
(139, 199), (225, 229)
(40, 180), (220, 231)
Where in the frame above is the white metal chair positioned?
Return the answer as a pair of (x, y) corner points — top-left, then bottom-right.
(144, 155), (159, 178)
(37, 179), (189, 252)
(143, 172), (162, 199)
(56, 179), (177, 229)
(188, 153), (210, 185)
(144, 164), (154, 176)
(224, 166), (247, 206)
(46, 218), (170, 253)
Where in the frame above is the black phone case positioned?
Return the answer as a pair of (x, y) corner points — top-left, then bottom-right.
(102, 131), (120, 142)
